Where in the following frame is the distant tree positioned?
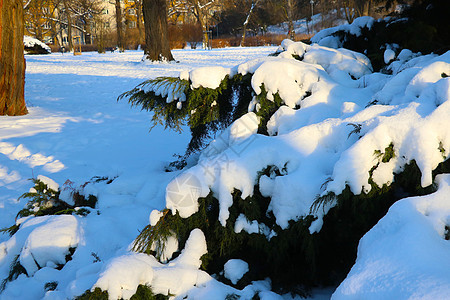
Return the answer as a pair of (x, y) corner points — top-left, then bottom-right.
(115, 0), (124, 51)
(188, 0), (220, 49)
(169, 0), (221, 49)
(241, 0), (262, 46)
(0, 0), (28, 115)
(61, 0), (74, 50)
(142, 0), (174, 61)
(23, 0), (61, 43)
(129, 0), (144, 45)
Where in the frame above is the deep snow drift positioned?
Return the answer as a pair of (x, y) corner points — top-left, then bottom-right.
(1, 30), (450, 300)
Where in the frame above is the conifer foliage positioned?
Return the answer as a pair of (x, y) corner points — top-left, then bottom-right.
(121, 8), (450, 292)
(119, 74), (256, 162)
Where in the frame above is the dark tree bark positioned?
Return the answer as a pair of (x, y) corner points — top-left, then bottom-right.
(142, 0), (174, 61)
(115, 0), (124, 52)
(0, 0), (28, 116)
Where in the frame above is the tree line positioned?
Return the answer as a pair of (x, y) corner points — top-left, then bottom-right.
(1, 0), (408, 117)
(23, 0), (404, 51)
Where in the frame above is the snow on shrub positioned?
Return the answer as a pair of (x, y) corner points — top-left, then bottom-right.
(19, 215), (80, 275)
(93, 229), (207, 299)
(224, 259), (249, 284)
(332, 174), (450, 300)
(0, 215), (80, 279)
(121, 38), (450, 293)
(139, 44), (449, 231)
(310, 16), (376, 48)
(24, 36), (51, 55)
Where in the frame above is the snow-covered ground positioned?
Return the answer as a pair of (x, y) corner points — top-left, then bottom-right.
(1, 47), (291, 300)
(1, 25), (450, 299)
(266, 11), (347, 36)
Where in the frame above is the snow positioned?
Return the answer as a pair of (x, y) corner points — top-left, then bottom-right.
(24, 36), (51, 54)
(189, 66), (231, 89)
(164, 41), (449, 234)
(266, 10), (348, 36)
(332, 174), (450, 300)
(311, 16), (376, 47)
(149, 209), (164, 226)
(384, 49), (396, 64)
(251, 58), (323, 107)
(19, 215), (80, 276)
(0, 47), (280, 299)
(0, 35), (449, 299)
(224, 259), (249, 284)
(94, 228), (207, 299)
(36, 175), (59, 191)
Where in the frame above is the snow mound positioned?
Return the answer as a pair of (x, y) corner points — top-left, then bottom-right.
(251, 58), (323, 108)
(189, 66), (232, 89)
(94, 253), (158, 300)
(164, 42), (450, 233)
(332, 174), (450, 299)
(224, 259), (249, 284)
(0, 215), (81, 277)
(94, 228), (207, 299)
(279, 40), (373, 79)
(20, 215), (80, 275)
(24, 36), (51, 54)
(311, 16), (376, 48)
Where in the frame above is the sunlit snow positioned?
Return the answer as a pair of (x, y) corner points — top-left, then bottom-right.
(0, 32), (449, 299)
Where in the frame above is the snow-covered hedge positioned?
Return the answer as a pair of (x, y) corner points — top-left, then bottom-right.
(24, 36), (51, 55)
(117, 32), (450, 297)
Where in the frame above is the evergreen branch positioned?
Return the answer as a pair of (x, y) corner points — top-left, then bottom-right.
(0, 224), (20, 237)
(347, 123), (362, 139)
(1, 256), (27, 292)
(132, 209), (173, 257)
(310, 192), (337, 214)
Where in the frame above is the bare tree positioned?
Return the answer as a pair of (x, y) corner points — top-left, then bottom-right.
(142, 0), (174, 61)
(169, 0), (221, 49)
(23, 0), (102, 47)
(74, 0), (103, 44)
(115, 0), (124, 51)
(1, 0), (28, 115)
(189, 0), (218, 49)
(23, 0), (61, 42)
(241, 0), (262, 46)
(275, 0), (298, 40)
(265, 0), (299, 39)
(134, 0), (144, 45)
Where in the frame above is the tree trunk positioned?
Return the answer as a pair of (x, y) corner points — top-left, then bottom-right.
(136, 0), (143, 45)
(287, 0), (295, 40)
(142, 0), (174, 61)
(115, 0), (124, 52)
(0, 0), (28, 116)
(355, 0), (371, 17)
(241, 0), (259, 46)
(201, 20), (209, 50)
(63, 0), (73, 51)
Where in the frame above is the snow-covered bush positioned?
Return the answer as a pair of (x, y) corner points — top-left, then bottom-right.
(333, 174), (450, 299)
(0, 176), (102, 291)
(311, 0), (450, 72)
(121, 34), (450, 295)
(24, 36), (51, 55)
(10, 176), (98, 222)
